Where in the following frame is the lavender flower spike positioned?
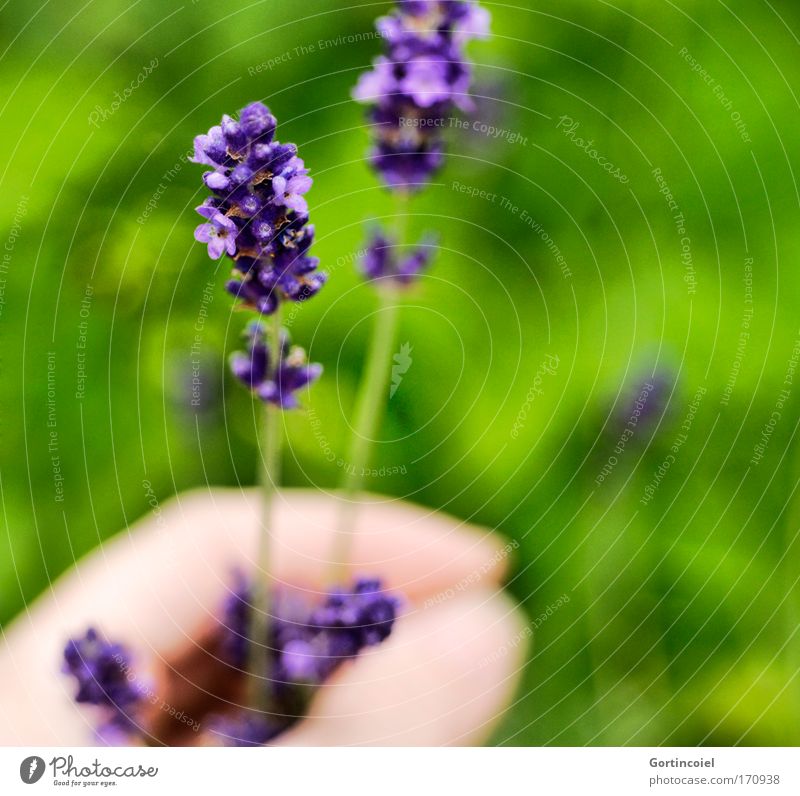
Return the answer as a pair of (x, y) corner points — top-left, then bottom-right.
(192, 101), (326, 315)
(354, 1), (490, 190)
(230, 320), (322, 409)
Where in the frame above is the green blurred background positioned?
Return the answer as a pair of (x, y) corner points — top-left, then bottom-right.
(2, 0), (799, 745)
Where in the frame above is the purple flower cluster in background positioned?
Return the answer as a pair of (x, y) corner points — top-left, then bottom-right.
(64, 580), (399, 747)
(62, 629), (146, 744)
(229, 321), (322, 409)
(354, 0), (489, 190)
(361, 229), (438, 285)
(193, 102), (325, 315)
(616, 371), (673, 436)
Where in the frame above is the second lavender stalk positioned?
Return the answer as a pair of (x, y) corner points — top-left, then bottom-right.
(333, 0), (490, 568)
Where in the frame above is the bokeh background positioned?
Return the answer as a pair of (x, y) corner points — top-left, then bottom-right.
(2, 0), (800, 745)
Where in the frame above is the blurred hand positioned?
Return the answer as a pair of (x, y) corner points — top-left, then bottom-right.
(0, 489), (528, 746)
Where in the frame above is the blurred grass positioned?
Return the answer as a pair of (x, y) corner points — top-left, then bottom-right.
(1, 0), (800, 744)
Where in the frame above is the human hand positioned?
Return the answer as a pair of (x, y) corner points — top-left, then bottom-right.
(0, 489), (528, 746)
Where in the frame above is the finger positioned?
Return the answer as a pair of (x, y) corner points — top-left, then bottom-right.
(276, 588), (528, 746)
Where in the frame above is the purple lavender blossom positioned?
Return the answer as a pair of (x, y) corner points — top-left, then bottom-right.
(211, 576), (399, 746)
(354, 1), (489, 190)
(194, 208), (238, 259)
(272, 161), (313, 214)
(310, 577), (400, 655)
(192, 102), (325, 314)
(65, 579), (399, 747)
(273, 578), (401, 683)
(62, 629), (145, 744)
(63, 629), (143, 708)
(229, 321), (322, 409)
(361, 227), (437, 285)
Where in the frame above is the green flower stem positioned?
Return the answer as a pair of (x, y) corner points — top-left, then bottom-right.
(332, 285), (401, 577)
(331, 194), (410, 578)
(247, 309), (283, 712)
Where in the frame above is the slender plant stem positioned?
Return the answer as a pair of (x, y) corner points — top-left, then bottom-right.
(331, 195), (409, 578)
(247, 310), (283, 713)
(332, 286), (401, 576)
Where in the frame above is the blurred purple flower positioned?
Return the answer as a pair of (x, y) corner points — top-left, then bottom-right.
(214, 576), (400, 746)
(65, 578), (399, 747)
(62, 628), (146, 744)
(62, 628), (143, 709)
(616, 372), (673, 437)
(361, 227), (437, 285)
(354, 1), (489, 190)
